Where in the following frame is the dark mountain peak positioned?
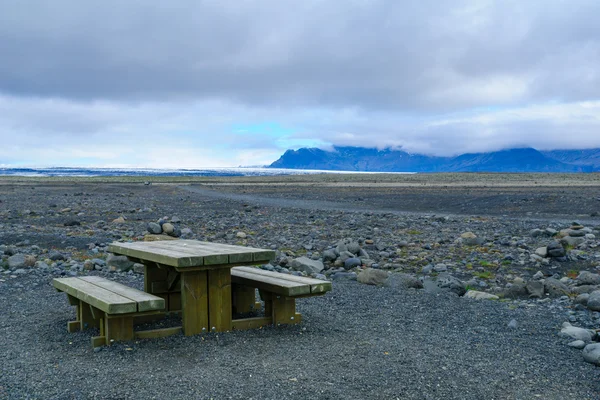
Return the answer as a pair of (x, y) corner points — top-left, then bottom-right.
(269, 146), (600, 172)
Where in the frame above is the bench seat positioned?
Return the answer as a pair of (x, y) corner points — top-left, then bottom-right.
(53, 276), (167, 347)
(230, 267), (332, 327)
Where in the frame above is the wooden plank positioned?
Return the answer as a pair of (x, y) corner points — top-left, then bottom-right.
(272, 296), (297, 325)
(180, 271), (209, 335)
(232, 267), (332, 294)
(232, 284), (256, 314)
(91, 336), (106, 348)
(53, 278), (136, 314)
(231, 270), (310, 297)
(169, 292), (182, 312)
(79, 276), (165, 312)
(145, 264), (168, 293)
(79, 302), (100, 330)
(166, 269), (180, 291)
(135, 326), (182, 339)
(108, 242), (203, 268)
(231, 317), (272, 330)
(67, 321), (80, 333)
(104, 316), (134, 343)
(207, 268), (232, 332)
(109, 240), (275, 268)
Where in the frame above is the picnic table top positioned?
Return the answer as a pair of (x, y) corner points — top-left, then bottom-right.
(108, 240), (276, 269)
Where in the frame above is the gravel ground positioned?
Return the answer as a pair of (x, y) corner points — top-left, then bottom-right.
(1, 177), (600, 399)
(2, 271), (599, 399)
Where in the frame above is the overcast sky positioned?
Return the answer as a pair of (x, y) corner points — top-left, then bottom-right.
(1, 0), (599, 168)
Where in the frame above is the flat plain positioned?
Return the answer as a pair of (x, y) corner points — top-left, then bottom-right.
(1, 173), (600, 399)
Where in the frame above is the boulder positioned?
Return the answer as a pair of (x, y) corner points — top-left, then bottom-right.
(576, 271), (600, 286)
(586, 290), (600, 311)
(344, 257), (362, 270)
(559, 322), (594, 342)
(526, 280), (545, 298)
(289, 257), (324, 275)
(147, 222), (162, 234)
(464, 290), (499, 300)
(106, 254), (134, 272)
(357, 268), (389, 286)
(583, 343), (600, 366)
(386, 273), (423, 290)
(544, 278), (571, 297)
(436, 273), (466, 296)
(503, 283), (528, 299)
(7, 254), (26, 269)
(162, 223), (175, 234)
(546, 241), (565, 257)
(460, 232), (482, 246)
(560, 236), (586, 248)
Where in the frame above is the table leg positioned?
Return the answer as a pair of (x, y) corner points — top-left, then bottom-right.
(180, 271), (209, 335)
(207, 268), (232, 332)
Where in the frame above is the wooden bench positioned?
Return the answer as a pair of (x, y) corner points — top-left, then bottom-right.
(230, 267), (332, 329)
(53, 276), (171, 348)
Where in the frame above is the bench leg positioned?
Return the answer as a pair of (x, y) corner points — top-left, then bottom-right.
(104, 316), (134, 345)
(79, 303), (100, 331)
(260, 291), (300, 326)
(207, 268), (232, 332)
(181, 271), (209, 336)
(232, 284), (256, 314)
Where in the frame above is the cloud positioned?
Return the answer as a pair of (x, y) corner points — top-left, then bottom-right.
(0, 1), (599, 166)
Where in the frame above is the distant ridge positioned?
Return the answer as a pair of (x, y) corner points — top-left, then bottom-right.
(269, 146), (599, 172)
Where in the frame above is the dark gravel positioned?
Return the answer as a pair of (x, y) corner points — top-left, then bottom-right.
(1, 180), (600, 399)
(1, 271), (599, 399)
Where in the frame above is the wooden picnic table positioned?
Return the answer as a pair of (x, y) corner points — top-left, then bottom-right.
(108, 240), (276, 336)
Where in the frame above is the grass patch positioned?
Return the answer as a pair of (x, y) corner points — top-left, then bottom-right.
(474, 271), (495, 280)
(406, 229), (422, 235)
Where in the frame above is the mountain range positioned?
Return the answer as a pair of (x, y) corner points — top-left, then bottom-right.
(269, 147), (600, 173)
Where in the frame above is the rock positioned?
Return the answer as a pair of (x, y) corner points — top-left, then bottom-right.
(583, 343), (600, 366)
(544, 278), (571, 297)
(48, 250), (66, 261)
(504, 283), (528, 299)
(170, 216), (181, 223)
(386, 273), (423, 289)
(63, 219), (80, 227)
(532, 270), (545, 280)
(133, 263), (145, 274)
(357, 268), (389, 286)
(168, 227), (182, 238)
(162, 223), (175, 234)
(574, 293), (590, 306)
(83, 260), (94, 271)
(236, 231), (247, 239)
(568, 340), (587, 349)
(534, 247), (547, 257)
(546, 241), (566, 258)
(112, 216), (126, 224)
(507, 319), (518, 329)
(560, 236), (586, 248)
(344, 257), (362, 270)
(436, 273), (466, 296)
(147, 222), (162, 234)
(8, 254), (26, 268)
(322, 249), (337, 262)
(586, 290), (600, 311)
(289, 256), (324, 274)
(106, 254), (134, 272)
(433, 263), (447, 272)
(559, 322), (594, 342)
(526, 280), (545, 298)
(577, 271), (600, 286)
(464, 290), (499, 300)
(460, 232), (482, 246)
